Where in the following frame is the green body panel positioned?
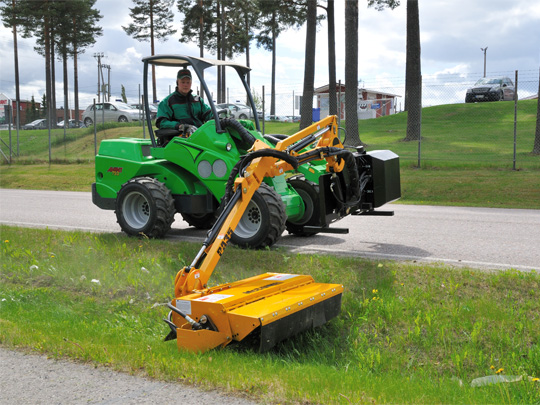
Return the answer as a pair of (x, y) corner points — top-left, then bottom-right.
(94, 120), (307, 221)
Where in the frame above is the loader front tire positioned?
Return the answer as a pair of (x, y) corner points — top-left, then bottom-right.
(285, 177), (321, 236)
(116, 177), (175, 238)
(231, 183), (286, 249)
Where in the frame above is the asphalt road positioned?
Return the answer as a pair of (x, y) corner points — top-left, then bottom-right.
(1, 188), (539, 271)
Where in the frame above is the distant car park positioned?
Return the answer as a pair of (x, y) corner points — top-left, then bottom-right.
(465, 77), (516, 103)
(82, 102), (140, 126)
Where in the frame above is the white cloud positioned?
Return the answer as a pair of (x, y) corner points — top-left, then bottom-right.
(1, 0), (538, 111)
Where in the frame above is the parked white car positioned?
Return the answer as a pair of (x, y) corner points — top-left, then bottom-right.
(82, 102), (140, 126)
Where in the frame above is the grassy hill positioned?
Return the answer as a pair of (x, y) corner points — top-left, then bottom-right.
(1, 100), (539, 208)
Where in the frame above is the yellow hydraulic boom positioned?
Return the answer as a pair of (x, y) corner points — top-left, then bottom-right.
(164, 116), (351, 353)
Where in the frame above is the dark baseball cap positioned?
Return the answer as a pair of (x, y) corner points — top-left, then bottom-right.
(177, 68), (192, 79)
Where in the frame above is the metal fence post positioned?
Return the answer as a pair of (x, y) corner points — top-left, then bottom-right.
(93, 99), (97, 156)
(262, 85), (265, 135)
(513, 70), (518, 170)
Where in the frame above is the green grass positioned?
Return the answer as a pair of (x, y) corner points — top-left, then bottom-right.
(1, 226), (539, 403)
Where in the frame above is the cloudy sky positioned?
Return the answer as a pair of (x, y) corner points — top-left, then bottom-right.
(0, 0), (539, 112)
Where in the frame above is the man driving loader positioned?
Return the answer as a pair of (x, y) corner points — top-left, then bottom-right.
(156, 68), (213, 136)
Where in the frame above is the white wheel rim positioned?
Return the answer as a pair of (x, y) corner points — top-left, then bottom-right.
(123, 191), (150, 229)
(234, 200), (261, 238)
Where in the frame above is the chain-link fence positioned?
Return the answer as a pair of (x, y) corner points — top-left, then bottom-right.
(1, 69), (538, 168)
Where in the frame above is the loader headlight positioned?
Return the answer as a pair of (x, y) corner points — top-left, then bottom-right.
(198, 160), (212, 178)
(213, 160), (227, 178)
(226, 143), (232, 151)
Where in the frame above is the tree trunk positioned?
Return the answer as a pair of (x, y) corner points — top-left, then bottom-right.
(270, 10), (276, 116)
(50, 28), (57, 126)
(404, 0), (422, 141)
(344, 0), (360, 146)
(533, 67), (540, 154)
(150, 3), (157, 103)
(300, 0), (316, 130)
(220, 5), (226, 102)
(327, 0), (337, 117)
(73, 43), (80, 126)
(199, 0), (204, 81)
(245, 12), (250, 89)
(12, 0), (20, 130)
(62, 46), (69, 130)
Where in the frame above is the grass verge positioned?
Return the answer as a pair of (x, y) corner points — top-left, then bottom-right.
(1, 226), (539, 403)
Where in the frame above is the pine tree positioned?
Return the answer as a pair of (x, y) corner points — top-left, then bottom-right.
(299, 0), (317, 130)
(53, 0), (102, 127)
(344, 0), (400, 147)
(403, 0), (421, 142)
(255, 0), (307, 116)
(123, 0), (177, 103)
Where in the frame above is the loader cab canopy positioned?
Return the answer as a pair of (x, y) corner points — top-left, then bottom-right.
(142, 54), (260, 147)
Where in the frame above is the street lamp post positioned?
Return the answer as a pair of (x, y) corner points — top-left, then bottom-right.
(480, 47), (488, 77)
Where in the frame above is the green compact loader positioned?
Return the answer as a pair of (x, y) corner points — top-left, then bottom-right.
(92, 55), (401, 249)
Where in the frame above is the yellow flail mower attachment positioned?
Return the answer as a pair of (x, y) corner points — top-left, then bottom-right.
(164, 116), (366, 353)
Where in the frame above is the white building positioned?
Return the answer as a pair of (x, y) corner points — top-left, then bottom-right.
(314, 84), (401, 120)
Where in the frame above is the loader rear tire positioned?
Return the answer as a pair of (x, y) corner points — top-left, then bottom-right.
(116, 177), (175, 238)
(231, 183), (286, 249)
(286, 177), (321, 236)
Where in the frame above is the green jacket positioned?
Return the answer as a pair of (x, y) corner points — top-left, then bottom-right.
(156, 89), (213, 129)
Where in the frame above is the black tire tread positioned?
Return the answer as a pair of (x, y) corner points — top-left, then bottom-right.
(232, 183), (286, 249)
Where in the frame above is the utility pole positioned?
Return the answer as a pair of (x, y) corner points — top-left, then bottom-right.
(94, 52), (104, 102)
(101, 64), (111, 102)
(481, 47), (488, 77)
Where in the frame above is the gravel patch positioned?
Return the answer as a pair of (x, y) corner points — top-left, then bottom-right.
(0, 348), (257, 404)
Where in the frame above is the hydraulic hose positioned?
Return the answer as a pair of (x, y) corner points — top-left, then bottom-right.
(219, 118), (256, 147)
(220, 149), (299, 207)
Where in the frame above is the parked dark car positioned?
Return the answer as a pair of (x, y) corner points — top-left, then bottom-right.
(22, 119), (48, 130)
(465, 77), (516, 103)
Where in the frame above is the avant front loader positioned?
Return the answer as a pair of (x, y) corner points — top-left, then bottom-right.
(92, 55), (400, 250)
(91, 55), (401, 351)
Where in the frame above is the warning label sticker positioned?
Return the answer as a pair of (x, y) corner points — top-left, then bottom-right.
(195, 294), (233, 303)
(175, 299), (192, 315)
(264, 274), (299, 281)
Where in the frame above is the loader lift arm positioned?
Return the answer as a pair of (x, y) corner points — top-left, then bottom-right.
(166, 116), (352, 352)
(174, 115), (347, 297)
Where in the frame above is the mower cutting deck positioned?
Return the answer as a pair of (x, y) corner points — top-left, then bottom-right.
(166, 273), (343, 352)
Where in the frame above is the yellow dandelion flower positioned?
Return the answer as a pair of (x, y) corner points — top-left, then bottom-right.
(490, 365), (495, 370)
(531, 377), (539, 382)
(496, 368), (504, 374)
(372, 289), (378, 294)
(4, 240), (9, 243)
